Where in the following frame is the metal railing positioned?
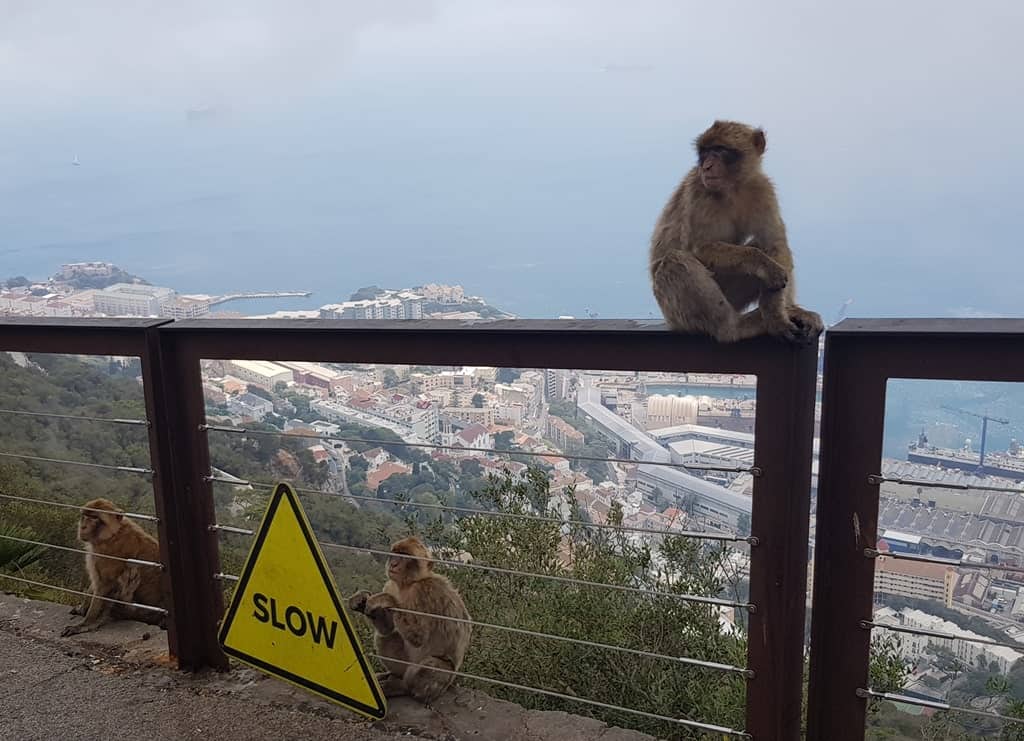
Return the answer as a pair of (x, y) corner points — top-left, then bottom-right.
(807, 318), (1024, 740)
(0, 316), (818, 739)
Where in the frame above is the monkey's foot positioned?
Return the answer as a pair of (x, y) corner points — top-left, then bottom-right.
(347, 590), (371, 614)
(69, 604), (85, 617)
(786, 307), (824, 344)
(60, 623), (88, 637)
(380, 675), (408, 697)
(789, 307), (824, 334)
(770, 315), (815, 343)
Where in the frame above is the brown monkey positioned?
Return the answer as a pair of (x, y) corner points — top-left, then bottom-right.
(61, 498), (167, 637)
(649, 120), (823, 343)
(348, 536), (471, 702)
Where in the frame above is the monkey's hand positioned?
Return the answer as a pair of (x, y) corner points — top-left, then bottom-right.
(757, 259), (789, 292)
(364, 593), (398, 635)
(348, 590), (372, 614)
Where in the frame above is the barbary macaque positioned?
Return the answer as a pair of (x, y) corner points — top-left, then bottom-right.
(349, 536), (471, 702)
(61, 498), (167, 637)
(649, 120), (822, 343)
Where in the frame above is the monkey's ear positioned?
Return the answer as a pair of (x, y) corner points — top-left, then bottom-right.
(752, 129), (767, 155)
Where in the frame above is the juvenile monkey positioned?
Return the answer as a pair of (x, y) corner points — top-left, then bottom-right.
(650, 120), (823, 343)
(61, 498), (167, 637)
(348, 536), (471, 703)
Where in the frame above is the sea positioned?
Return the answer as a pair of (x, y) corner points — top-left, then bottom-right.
(2, 116), (1022, 461)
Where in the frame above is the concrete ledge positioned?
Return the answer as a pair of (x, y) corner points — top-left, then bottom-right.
(1, 592), (655, 741)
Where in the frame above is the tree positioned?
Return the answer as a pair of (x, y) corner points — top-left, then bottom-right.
(682, 492), (699, 515)
(494, 431), (516, 451)
(471, 393), (485, 408)
(0, 523), (44, 571)
(420, 468), (749, 739)
(246, 384), (272, 401)
(383, 368), (400, 388)
(4, 276), (29, 288)
(736, 513), (751, 537)
(496, 368), (521, 384)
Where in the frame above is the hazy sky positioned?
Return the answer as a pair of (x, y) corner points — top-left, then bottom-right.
(1, 1), (1021, 320)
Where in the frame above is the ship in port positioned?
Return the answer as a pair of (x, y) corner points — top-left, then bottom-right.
(907, 431), (1024, 481)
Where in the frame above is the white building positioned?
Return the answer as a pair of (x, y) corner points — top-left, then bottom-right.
(94, 283), (175, 317)
(452, 423), (492, 456)
(225, 360), (293, 389)
(873, 606), (1023, 673)
(362, 448), (390, 469)
(646, 394), (699, 430)
(227, 393), (273, 421)
(320, 291), (424, 320)
(163, 295), (211, 319)
(385, 402), (439, 441)
(634, 463), (750, 532)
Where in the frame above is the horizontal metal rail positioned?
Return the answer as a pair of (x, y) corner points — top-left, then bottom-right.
(206, 476), (749, 543)
(213, 528), (748, 608)
(370, 653), (751, 738)
(214, 567), (751, 676)
(0, 573), (167, 614)
(871, 474), (1023, 495)
(0, 451), (152, 475)
(0, 533), (163, 569)
(320, 541), (752, 610)
(866, 549), (1024, 575)
(862, 620), (1024, 652)
(387, 605), (754, 677)
(857, 688), (1024, 725)
(0, 408), (149, 427)
(201, 424), (754, 474)
(0, 493), (159, 522)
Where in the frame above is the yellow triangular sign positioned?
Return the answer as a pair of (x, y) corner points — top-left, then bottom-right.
(218, 482), (386, 719)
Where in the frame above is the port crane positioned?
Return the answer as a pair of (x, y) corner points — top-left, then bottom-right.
(941, 405), (1009, 468)
(830, 298), (853, 328)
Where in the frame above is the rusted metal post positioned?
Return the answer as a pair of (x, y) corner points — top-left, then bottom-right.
(148, 328), (227, 670)
(806, 319), (1024, 740)
(805, 330), (886, 739)
(138, 323), (180, 660)
(744, 339), (819, 740)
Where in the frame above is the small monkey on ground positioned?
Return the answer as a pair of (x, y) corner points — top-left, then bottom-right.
(650, 120), (823, 343)
(348, 536), (471, 703)
(61, 498), (167, 637)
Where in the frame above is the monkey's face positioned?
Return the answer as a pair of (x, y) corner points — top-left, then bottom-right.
(78, 512), (103, 543)
(697, 146), (741, 191)
(387, 552), (415, 584)
(78, 510), (120, 544)
(694, 120), (767, 191)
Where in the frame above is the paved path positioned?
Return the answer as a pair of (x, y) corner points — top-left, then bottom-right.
(0, 593), (654, 741)
(0, 629), (419, 741)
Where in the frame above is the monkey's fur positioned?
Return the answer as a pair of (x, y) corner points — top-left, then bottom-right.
(650, 120), (822, 343)
(61, 498), (167, 637)
(348, 536), (471, 703)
